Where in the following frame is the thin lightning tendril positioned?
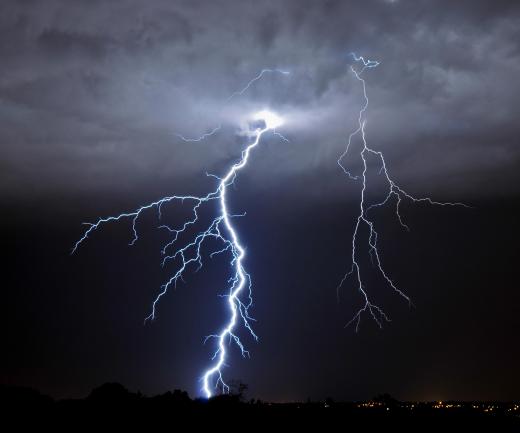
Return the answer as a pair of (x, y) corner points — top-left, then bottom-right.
(72, 72), (287, 398)
(225, 69), (290, 102)
(174, 125), (222, 142)
(337, 53), (468, 331)
(175, 69), (290, 142)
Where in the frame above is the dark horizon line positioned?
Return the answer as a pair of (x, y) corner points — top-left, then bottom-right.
(2, 382), (519, 405)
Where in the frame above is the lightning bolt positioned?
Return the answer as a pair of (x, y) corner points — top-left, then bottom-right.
(72, 55), (464, 397)
(72, 72), (287, 398)
(338, 53), (468, 331)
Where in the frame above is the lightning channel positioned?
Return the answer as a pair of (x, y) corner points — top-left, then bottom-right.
(226, 69), (290, 102)
(173, 68), (289, 142)
(72, 71), (288, 398)
(338, 53), (468, 331)
(174, 125), (222, 142)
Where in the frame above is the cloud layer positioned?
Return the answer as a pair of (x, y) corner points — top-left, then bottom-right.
(1, 0), (519, 203)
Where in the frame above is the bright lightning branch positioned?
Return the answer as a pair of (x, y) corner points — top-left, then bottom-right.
(338, 54), (467, 330)
(73, 107), (285, 398)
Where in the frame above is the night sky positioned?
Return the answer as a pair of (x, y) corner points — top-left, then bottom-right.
(2, 0), (520, 402)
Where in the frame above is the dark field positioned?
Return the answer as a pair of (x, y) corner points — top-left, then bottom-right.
(3, 383), (519, 429)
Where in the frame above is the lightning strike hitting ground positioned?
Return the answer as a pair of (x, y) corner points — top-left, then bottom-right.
(72, 71), (287, 398)
(337, 53), (468, 331)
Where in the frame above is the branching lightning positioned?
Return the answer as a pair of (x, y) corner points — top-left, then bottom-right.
(72, 72), (287, 398)
(175, 68), (290, 143)
(72, 54), (465, 397)
(337, 53), (468, 331)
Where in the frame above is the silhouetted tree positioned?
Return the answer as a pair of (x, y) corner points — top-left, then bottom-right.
(228, 380), (249, 401)
(87, 382), (139, 403)
(153, 389), (191, 406)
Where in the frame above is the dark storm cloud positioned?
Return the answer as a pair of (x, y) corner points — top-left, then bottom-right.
(1, 0), (519, 203)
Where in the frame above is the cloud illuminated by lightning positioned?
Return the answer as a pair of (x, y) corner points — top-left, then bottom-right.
(72, 69), (289, 398)
(337, 53), (468, 330)
(174, 69), (290, 143)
